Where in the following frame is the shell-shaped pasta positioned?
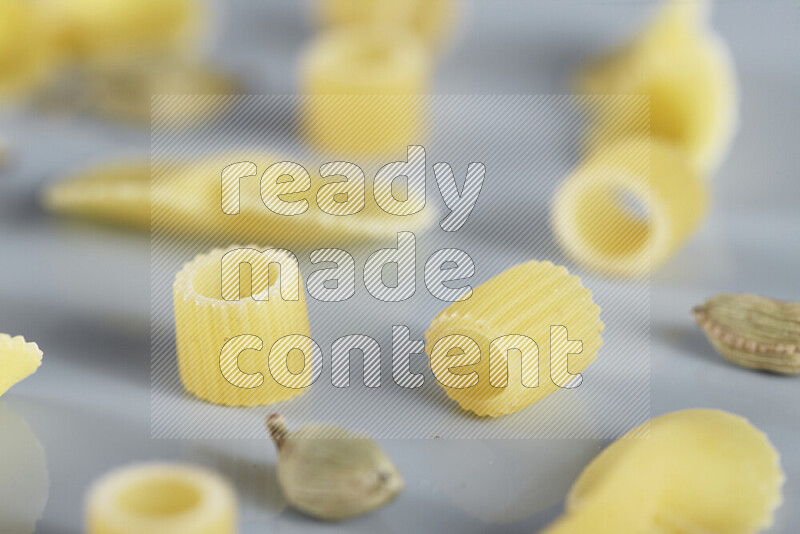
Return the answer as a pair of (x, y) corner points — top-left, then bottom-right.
(425, 261), (603, 417)
(173, 246), (313, 407)
(85, 463), (236, 534)
(0, 334), (43, 397)
(300, 27), (431, 157)
(576, 0), (737, 174)
(0, 404), (49, 534)
(317, 0), (457, 50)
(543, 410), (784, 533)
(551, 139), (708, 277)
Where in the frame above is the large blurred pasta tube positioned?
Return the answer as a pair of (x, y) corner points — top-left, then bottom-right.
(425, 260), (603, 417)
(576, 0), (737, 174)
(551, 139), (708, 277)
(317, 0), (457, 50)
(85, 463), (236, 534)
(38, 0), (203, 65)
(300, 27), (431, 157)
(174, 246), (313, 407)
(41, 155), (433, 246)
(82, 60), (237, 127)
(0, 403), (49, 534)
(0, 0), (54, 100)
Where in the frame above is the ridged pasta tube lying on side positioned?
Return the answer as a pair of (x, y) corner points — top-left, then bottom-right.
(85, 463), (236, 534)
(317, 0), (457, 50)
(174, 246), (313, 407)
(576, 0), (737, 174)
(541, 410), (784, 534)
(0, 334), (43, 397)
(425, 260), (603, 417)
(551, 139), (708, 277)
(300, 27), (431, 157)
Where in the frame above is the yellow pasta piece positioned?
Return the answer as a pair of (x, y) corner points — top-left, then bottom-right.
(0, 334), (43, 397)
(83, 60), (237, 128)
(0, 0), (54, 99)
(300, 27), (431, 157)
(85, 463), (236, 534)
(38, 0), (202, 65)
(576, 0), (737, 174)
(425, 261), (603, 417)
(42, 155), (433, 245)
(551, 139), (708, 277)
(174, 246), (313, 406)
(542, 410), (784, 533)
(0, 404), (49, 534)
(317, 0), (457, 50)
(41, 160), (152, 229)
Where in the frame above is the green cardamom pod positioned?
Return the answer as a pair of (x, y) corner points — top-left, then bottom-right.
(266, 414), (403, 521)
(693, 294), (800, 375)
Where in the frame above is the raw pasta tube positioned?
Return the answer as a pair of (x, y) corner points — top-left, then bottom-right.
(317, 0), (457, 50)
(425, 261), (603, 417)
(173, 246), (313, 406)
(85, 463), (236, 534)
(42, 155), (434, 244)
(576, 0), (737, 174)
(300, 27), (431, 157)
(0, 333), (43, 397)
(551, 139), (708, 277)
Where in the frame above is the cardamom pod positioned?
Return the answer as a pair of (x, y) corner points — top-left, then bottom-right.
(266, 414), (403, 521)
(693, 294), (800, 375)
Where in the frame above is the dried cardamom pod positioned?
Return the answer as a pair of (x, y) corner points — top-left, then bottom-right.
(266, 414), (403, 521)
(693, 294), (800, 375)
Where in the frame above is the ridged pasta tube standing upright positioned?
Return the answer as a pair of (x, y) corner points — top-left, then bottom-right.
(300, 27), (431, 157)
(173, 246), (313, 407)
(425, 260), (603, 417)
(85, 463), (236, 534)
(552, 139), (708, 277)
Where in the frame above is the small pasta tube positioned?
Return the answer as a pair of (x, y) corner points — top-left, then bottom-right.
(85, 463), (236, 534)
(425, 261), (603, 417)
(317, 0), (457, 50)
(0, 333), (43, 397)
(551, 139), (708, 277)
(576, 0), (737, 174)
(174, 246), (313, 407)
(300, 27), (431, 157)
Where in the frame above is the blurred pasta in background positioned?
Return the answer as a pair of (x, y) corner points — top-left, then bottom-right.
(553, 0), (737, 278)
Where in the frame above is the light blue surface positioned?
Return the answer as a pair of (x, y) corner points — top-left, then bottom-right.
(1, 0), (799, 532)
